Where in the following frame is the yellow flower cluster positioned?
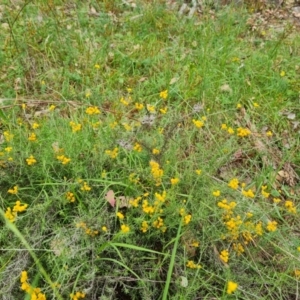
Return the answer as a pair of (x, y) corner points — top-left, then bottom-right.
(26, 155), (37, 166)
(212, 190), (221, 197)
(142, 200), (155, 214)
(153, 216), (164, 229)
(159, 90), (168, 99)
(219, 249), (229, 263)
(57, 155), (71, 165)
(242, 188), (255, 198)
(28, 132), (37, 141)
(66, 192), (75, 202)
(8, 185), (18, 194)
(195, 169), (202, 175)
(129, 196), (142, 208)
(70, 291), (86, 300)
(121, 224), (130, 233)
(120, 96), (132, 106)
(179, 207), (192, 225)
(237, 127), (251, 137)
(170, 177), (179, 185)
(149, 160), (163, 185)
(5, 201), (28, 222)
(186, 260), (201, 269)
(105, 147), (118, 159)
(227, 281), (238, 294)
(233, 242), (245, 255)
(32, 122), (40, 129)
(152, 148), (160, 155)
(261, 185), (270, 198)
(116, 212), (125, 220)
(4, 131), (14, 141)
(80, 182), (91, 192)
(221, 124), (234, 134)
(228, 178), (239, 190)
(154, 191), (166, 203)
(184, 214), (192, 225)
(133, 143), (142, 152)
(76, 221), (98, 237)
(192, 119), (204, 129)
(122, 123), (132, 131)
(85, 106), (100, 115)
(146, 104), (156, 113)
(129, 173), (139, 184)
(140, 221), (149, 233)
(266, 220), (277, 232)
(217, 199), (237, 211)
(135, 103), (144, 110)
(69, 121), (82, 132)
(159, 107), (168, 114)
(285, 200), (297, 214)
(20, 271), (46, 300)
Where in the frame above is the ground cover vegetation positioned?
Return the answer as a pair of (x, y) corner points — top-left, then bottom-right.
(0, 0), (300, 299)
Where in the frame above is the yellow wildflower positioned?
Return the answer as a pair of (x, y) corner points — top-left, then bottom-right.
(242, 189), (255, 198)
(133, 143), (142, 152)
(121, 224), (130, 233)
(116, 212), (124, 220)
(135, 103), (144, 110)
(212, 190), (221, 197)
(105, 148), (118, 159)
(26, 155), (37, 166)
(285, 200), (297, 214)
(86, 106), (101, 115)
(237, 127), (251, 137)
(184, 214), (192, 225)
(159, 107), (168, 114)
(266, 131), (273, 137)
(192, 119), (204, 128)
(57, 155), (71, 165)
(69, 121), (82, 133)
(80, 182), (91, 192)
(186, 260), (201, 269)
(146, 104), (156, 113)
(227, 281), (238, 294)
(159, 90), (168, 99)
(66, 192), (75, 203)
(28, 133), (37, 141)
(120, 97), (130, 106)
(266, 220), (277, 232)
(8, 186), (18, 194)
(4, 131), (14, 141)
(219, 249), (229, 263)
(228, 178), (239, 190)
(170, 178), (179, 185)
(32, 122), (39, 129)
(141, 221), (149, 233)
(152, 148), (160, 155)
(5, 207), (17, 222)
(227, 127), (234, 134)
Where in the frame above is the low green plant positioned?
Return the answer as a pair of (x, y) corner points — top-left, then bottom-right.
(0, 1), (300, 299)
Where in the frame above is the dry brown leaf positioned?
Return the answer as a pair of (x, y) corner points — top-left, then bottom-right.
(117, 196), (132, 208)
(169, 77), (179, 85)
(220, 84), (232, 94)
